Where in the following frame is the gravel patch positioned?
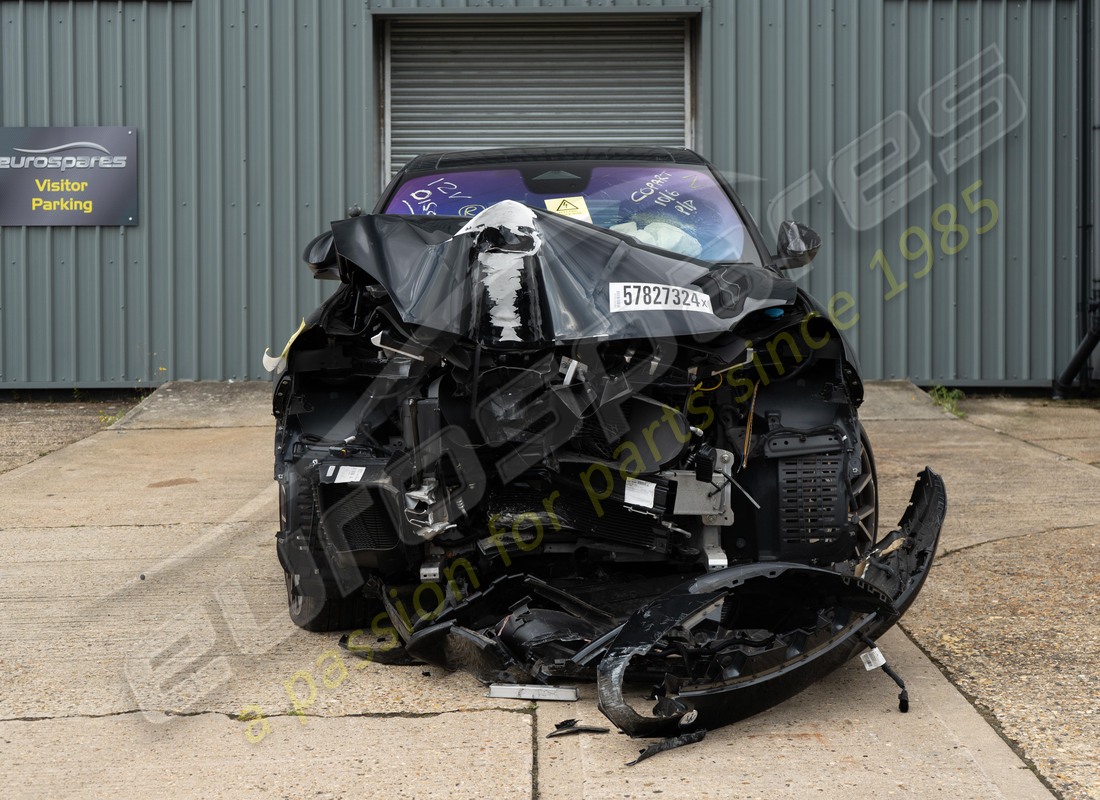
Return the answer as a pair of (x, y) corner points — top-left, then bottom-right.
(0, 391), (145, 476)
(904, 527), (1100, 800)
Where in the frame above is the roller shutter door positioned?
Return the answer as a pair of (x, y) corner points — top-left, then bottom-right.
(384, 16), (691, 175)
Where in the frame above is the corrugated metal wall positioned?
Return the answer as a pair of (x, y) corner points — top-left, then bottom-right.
(0, 0), (1084, 387)
(0, 0), (371, 386)
(703, 0), (1079, 385)
(1089, 0), (1100, 382)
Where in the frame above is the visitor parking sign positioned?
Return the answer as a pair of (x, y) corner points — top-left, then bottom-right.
(0, 127), (138, 226)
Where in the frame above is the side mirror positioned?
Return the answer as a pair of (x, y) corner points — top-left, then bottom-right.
(302, 231), (340, 280)
(775, 220), (821, 270)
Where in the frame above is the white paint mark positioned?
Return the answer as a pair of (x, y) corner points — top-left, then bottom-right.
(453, 200), (544, 342)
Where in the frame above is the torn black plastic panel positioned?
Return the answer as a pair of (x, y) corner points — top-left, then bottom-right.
(598, 469), (943, 736)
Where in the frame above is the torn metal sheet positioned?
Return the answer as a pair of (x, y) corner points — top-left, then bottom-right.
(274, 147), (949, 742)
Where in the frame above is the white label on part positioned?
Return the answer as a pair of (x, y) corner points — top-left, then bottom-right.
(861, 647), (886, 671)
(334, 466), (366, 484)
(326, 466), (336, 477)
(624, 478), (657, 508)
(609, 282), (713, 314)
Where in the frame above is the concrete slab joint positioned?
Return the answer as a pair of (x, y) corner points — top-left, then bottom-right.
(0, 380), (1094, 799)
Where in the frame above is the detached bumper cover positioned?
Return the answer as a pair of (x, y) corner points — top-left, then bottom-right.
(374, 469), (946, 737)
(595, 467), (945, 736)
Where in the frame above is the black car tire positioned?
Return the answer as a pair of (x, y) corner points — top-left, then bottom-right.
(284, 569), (374, 632)
(281, 465), (375, 632)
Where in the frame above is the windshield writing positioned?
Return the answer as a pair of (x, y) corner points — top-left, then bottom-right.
(383, 166), (750, 262)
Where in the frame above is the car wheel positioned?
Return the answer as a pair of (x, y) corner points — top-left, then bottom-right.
(851, 429), (879, 556)
(284, 570), (374, 632)
(281, 466), (375, 632)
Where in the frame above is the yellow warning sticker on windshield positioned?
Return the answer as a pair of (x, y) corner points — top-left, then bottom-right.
(544, 196), (592, 223)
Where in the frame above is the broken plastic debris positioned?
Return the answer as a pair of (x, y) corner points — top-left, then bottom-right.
(626, 729), (707, 766)
(262, 318), (308, 374)
(488, 684), (579, 702)
(546, 718), (611, 738)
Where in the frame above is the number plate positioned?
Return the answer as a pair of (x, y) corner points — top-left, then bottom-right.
(609, 282), (713, 314)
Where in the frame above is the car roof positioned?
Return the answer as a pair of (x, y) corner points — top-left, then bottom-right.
(399, 146), (710, 172)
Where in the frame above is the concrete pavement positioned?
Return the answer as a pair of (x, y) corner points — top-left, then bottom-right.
(0, 380), (1094, 798)
(867, 387), (1100, 800)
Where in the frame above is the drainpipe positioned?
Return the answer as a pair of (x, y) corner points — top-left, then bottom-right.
(1053, 0), (1097, 398)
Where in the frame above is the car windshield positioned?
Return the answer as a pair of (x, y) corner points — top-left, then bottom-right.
(381, 163), (756, 263)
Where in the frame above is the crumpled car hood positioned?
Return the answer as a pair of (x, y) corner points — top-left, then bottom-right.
(329, 200), (798, 346)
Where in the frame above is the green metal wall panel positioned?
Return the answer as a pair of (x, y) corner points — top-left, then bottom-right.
(1, 0), (371, 386)
(701, 0), (1079, 385)
(0, 0), (1084, 387)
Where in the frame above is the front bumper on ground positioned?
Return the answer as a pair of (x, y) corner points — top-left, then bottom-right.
(368, 469), (947, 737)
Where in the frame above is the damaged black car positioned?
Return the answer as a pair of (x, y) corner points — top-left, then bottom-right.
(269, 147), (947, 739)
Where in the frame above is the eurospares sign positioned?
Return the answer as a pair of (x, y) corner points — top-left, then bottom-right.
(0, 127), (138, 226)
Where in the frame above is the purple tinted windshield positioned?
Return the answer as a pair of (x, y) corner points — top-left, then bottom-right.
(382, 165), (751, 262)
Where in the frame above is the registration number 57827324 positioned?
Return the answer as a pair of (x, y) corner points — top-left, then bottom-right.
(609, 282), (714, 314)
